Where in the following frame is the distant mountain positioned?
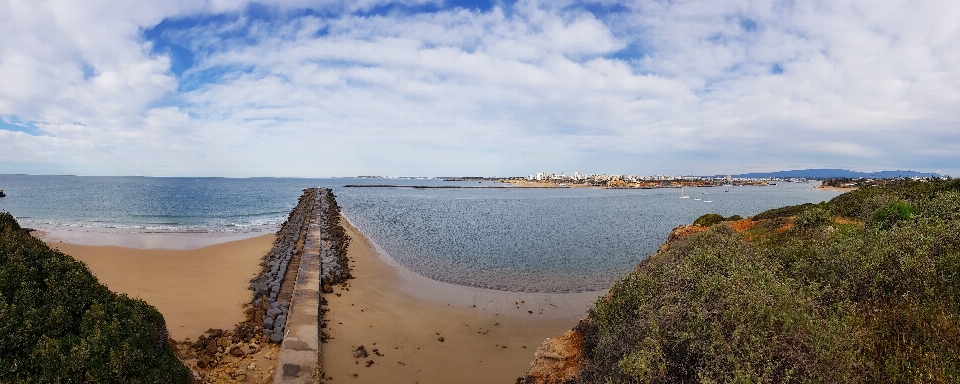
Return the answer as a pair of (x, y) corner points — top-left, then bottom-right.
(719, 169), (945, 179)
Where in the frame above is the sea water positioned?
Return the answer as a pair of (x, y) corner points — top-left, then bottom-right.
(0, 175), (843, 292)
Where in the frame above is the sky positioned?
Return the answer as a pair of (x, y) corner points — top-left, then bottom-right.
(1, 0), (959, 177)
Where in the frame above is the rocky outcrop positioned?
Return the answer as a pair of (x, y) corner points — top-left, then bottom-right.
(666, 224), (708, 243)
(522, 319), (592, 384)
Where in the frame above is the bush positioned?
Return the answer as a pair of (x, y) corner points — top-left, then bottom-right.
(753, 203), (816, 220)
(872, 201), (913, 230)
(693, 214), (745, 227)
(692, 213), (725, 227)
(571, 180), (960, 383)
(795, 206), (832, 229)
(0, 212), (190, 382)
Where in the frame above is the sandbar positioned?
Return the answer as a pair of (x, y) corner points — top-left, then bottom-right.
(43, 233), (275, 340)
(320, 217), (604, 383)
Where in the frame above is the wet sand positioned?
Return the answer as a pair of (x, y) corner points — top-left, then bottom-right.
(43, 233), (275, 340)
(36, 226), (270, 249)
(321, 218), (603, 383)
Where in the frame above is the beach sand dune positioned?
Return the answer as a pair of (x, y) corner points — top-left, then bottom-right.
(321, 219), (602, 383)
(45, 234), (275, 340)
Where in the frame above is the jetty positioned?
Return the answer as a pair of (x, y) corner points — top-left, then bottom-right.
(248, 188), (351, 383)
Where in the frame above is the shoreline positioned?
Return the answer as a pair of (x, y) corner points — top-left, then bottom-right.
(32, 225), (273, 250)
(319, 215), (603, 383)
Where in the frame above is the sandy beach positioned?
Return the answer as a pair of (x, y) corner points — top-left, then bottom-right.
(32, 214), (604, 382)
(41, 233), (276, 340)
(320, 218), (603, 383)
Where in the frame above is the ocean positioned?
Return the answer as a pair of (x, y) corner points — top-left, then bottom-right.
(0, 175), (843, 292)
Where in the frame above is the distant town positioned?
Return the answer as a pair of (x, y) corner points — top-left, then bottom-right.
(355, 169), (951, 189)
(500, 172), (777, 188)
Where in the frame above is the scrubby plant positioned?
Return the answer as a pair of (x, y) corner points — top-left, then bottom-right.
(693, 213), (744, 227)
(752, 203), (816, 220)
(794, 206), (832, 229)
(872, 201), (913, 230)
(0, 212), (190, 382)
(692, 213), (725, 227)
(571, 180), (960, 383)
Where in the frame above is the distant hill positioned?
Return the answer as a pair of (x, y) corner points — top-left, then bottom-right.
(720, 169), (945, 179)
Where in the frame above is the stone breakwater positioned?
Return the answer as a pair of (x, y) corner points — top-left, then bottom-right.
(316, 189), (351, 291)
(249, 188), (351, 344)
(176, 188), (352, 381)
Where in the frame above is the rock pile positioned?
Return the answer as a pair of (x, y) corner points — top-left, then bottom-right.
(316, 188), (352, 291)
(179, 302), (274, 371)
(173, 302), (282, 383)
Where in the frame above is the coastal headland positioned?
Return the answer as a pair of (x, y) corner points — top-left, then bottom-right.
(520, 180), (960, 382)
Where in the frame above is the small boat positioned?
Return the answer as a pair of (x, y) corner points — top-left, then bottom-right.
(679, 187), (690, 199)
(694, 198), (702, 201)
(0, 189), (5, 197)
(703, 200), (712, 203)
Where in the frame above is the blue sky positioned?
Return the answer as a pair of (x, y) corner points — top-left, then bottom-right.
(1, 0), (959, 177)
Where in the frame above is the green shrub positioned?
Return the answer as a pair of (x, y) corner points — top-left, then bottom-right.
(693, 214), (745, 227)
(0, 212), (190, 382)
(795, 206), (832, 229)
(753, 203), (816, 220)
(693, 213), (725, 227)
(872, 201), (913, 230)
(571, 180), (960, 383)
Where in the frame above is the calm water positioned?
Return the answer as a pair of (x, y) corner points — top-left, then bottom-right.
(0, 175), (842, 292)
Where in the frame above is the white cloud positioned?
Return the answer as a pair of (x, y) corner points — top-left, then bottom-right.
(1, 0), (959, 176)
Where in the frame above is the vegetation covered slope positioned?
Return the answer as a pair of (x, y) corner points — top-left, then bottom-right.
(0, 212), (190, 383)
(544, 180), (960, 383)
